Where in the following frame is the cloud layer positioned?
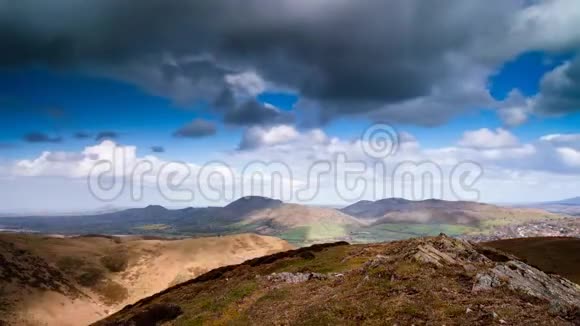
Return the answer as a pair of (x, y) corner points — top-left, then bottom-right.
(3, 1), (579, 126)
(173, 119), (217, 138)
(6, 127), (580, 206)
(458, 128), (519, 149)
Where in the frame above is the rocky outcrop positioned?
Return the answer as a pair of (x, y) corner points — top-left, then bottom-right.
(269, 234), (580, 318)
(406, 234), (580, 319)
(262, 272), (343, 284)
(413, 243), (460, 267)
(474, 261), (580, 316)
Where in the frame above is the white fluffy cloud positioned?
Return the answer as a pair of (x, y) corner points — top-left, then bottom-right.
(556, 147), (580, 167)
(229, 124), (580, 203)
(225, 71), (267, 98)
(497, 90), (532, 127)
(13, 141), (137, 178)
(239, 125), (314, 150)
(541, 133), (580, 150)
(458, 128), (520, 149)
(4, 126), (580, 209)
(232, 124), (579, 175)
(12, 141), (201, 183)
(499, 107), (529, 127)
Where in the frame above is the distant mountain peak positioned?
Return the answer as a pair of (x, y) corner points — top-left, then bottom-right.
(352, 199), (373, 205)
(224, 196), (283, 215)
(144, 205), (168, 211)
(227, 196), (281, 204)
(564, 196), (580, 201)
(550, 196), (580, 205)
(243, 195), (275, 201)
(376, 197), (411, 204)
(340, 197), (499, 223)
(420, 198), (444, 203)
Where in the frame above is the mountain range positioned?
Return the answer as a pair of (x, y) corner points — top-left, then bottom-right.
(519, 197), (580, 216)
(0, 196), (564, 246)
(546, 197), (580, 206)
(341, 198), (548, 225)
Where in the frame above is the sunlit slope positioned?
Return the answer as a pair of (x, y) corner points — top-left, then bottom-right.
(0, 233), (292, 325)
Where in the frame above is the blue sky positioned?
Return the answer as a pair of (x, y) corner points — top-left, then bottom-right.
(1, 1), (580, 211)
(0, 51), (574, 153)
(0, 68), (232, 160)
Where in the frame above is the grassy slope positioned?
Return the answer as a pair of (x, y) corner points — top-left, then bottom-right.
(484, 237), (580, 284)
(97, 237), (572, 326)
(0, 233), (293, 326)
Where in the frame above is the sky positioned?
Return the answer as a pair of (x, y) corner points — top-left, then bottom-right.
(1, 0), (580, 212)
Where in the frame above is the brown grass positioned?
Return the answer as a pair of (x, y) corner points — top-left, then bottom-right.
(76, 266), (106, 287)
(94, 281), (129, 305)
(56, 256), (86, 273)
(0, 232), (293, 326)
(97, 238), (572, 326)
(100, 252), (129, 273)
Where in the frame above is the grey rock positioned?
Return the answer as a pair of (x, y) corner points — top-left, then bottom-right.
(407, 235), (580, 318)
(472, 273), (501, 292)
(363, 254), (393, 269)
(264, 272), (337, 284)
(414, 244), (458, 267)
(489, 260), (580, 312)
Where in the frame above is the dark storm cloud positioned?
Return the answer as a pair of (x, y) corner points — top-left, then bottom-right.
(533, 58), (580, 115)
(95, 131), (119, 141)
(23, 132), (62, 143)
(0, 1), (524, 125)
(224, 100), (295, 126)
(151, 146), (165, 153)
(173, 119), (217, 138)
